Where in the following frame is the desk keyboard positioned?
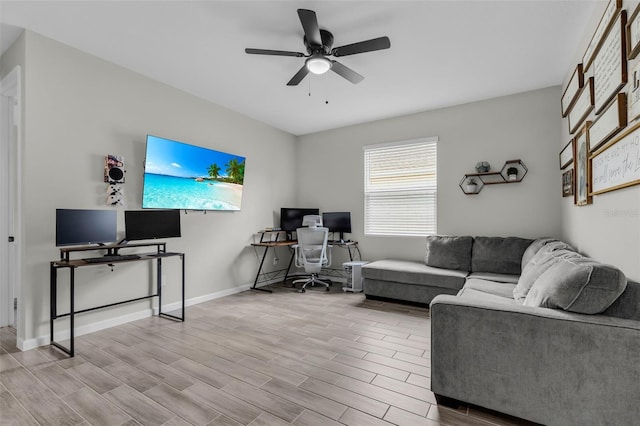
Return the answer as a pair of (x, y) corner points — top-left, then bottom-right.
(83, 254), (141, 263)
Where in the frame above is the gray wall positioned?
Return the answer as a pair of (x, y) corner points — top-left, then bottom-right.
(296, 87), (562, 262)
(560, 1), (640, 282)
(2, 31), (297, 346)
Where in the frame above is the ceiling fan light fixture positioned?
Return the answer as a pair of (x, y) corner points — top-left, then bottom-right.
(305, 55), (332, 74)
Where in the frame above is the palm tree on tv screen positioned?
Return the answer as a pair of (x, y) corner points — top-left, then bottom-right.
(225, 159), (245, 184)
(208, 163), (221, 180)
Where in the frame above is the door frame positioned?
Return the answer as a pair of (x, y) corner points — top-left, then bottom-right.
(1, 66), (22, 335)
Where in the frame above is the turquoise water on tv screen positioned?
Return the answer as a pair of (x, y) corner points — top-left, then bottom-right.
(142, 173), (242, 211)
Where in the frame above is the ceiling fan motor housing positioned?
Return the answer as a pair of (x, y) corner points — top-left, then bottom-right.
(304, 29), (334, 55)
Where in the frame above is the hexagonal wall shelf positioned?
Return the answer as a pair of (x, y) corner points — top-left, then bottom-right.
(460, 159), (527, 195)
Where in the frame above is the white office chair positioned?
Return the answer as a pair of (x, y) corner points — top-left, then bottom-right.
(301, 214), (322, 228)
(292, 226), (332, 292)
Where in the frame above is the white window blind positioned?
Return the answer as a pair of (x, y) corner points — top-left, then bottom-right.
(364, 137), (437, 236)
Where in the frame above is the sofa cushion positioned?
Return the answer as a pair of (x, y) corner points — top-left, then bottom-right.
(471, 237), (534, 275)
(523, 257), (627, 314)
(362, 259), (468, 290)
(467, 272), (519, 284)
(424, 235), (473, 271)
(455, 287), (519, 305)
(463, 278), (517, 299)
(513, 247), (582, 302)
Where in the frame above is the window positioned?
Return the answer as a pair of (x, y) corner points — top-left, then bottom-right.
(364, 137), (437, 236)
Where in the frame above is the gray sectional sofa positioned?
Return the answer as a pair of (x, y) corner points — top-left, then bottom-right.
(361, 236), (640, 425)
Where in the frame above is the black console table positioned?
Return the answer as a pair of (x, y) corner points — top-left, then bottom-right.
(50, 242), (185, 357)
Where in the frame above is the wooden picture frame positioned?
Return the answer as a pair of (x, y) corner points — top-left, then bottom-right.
(559, 139), (574, 169)
(626, 4), (640, 59)
(588, 92), (627, 152)
(561, 64), (584, 117)
(590, 121), (640, 195)
(593, 10), (627, 115)
(583, 0), (622, 72)
(568, 77), (594, 134)
(628, 60), (640, 124)
(574, 122), (592, 206)
(562, 169), (574, 197)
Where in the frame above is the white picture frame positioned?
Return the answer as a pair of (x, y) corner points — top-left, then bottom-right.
(583, 0), (622, 72)
(574, 123), (592, 206)
(626, 4), (640, 60)
(561, 64), (584, 117)
(593, 10), (627, 115)
(568, 77), (594, 134)
(590, 121), (640, 195)
(588, 92), (626, 152)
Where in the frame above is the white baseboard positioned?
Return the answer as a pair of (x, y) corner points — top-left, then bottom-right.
(19, 281), (265, 352)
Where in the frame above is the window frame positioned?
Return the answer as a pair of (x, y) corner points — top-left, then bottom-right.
(363, 137), (438, 237)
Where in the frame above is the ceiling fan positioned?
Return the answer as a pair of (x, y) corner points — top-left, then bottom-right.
(245, 9), (390, 86)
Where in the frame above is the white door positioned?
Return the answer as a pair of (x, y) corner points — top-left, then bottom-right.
(1, 67), (21, 328)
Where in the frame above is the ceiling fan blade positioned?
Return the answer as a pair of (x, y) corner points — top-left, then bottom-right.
(245, 48), (305, 57)
(331, 61), (364, 84)
(332, 36), (391, 57)
(297, 9), (322, 46)
(287, 65), (310, 86)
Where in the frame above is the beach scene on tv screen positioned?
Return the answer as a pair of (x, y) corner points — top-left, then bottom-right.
(143, 136), (245, 210)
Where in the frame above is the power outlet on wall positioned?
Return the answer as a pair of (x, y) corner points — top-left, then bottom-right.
(273, 256), (279, 265)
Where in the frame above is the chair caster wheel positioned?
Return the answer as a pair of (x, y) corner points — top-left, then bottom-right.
(300, 289), (306, 293)
(326, 287), (330, 292)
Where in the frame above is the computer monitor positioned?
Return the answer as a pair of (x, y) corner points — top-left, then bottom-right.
(56, 209), (118, 247)
(322, 212), (352, 242)
(280, 208), (320, 239)
(124, 210), (181, 241)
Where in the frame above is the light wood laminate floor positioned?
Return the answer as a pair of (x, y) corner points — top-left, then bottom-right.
(0, 285), (538, 425)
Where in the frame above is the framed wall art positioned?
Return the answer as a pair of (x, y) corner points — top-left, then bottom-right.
(568, 77), (594, 134)
(561, 64), (584, 117)
(626, 4), (640, 59)
(559, 139), (574, 169)
(574, 122), (592, 206)
(562, 169), (574, 197)
(588, 92), (627, 152)
(590, 121), (640, 195)
(593, 10), (627, 115)
(583, 0), (622, 72)
(628, 60), (640, 123)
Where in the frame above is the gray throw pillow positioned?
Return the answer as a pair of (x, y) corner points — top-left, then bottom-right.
(513, 248), (581, 302)
(471, 237), (534, 275)
(425, 235), (473, 271)
(523, 257), (627, 314)
(520, 238), (572, 270)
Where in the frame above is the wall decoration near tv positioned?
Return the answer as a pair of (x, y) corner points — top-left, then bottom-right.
(56, 209), (118, 247)
(322, 211), (352, 242)
(142, 135), (246, 211)
(280, 208), (320, 237)
(124, 210), (181, 241)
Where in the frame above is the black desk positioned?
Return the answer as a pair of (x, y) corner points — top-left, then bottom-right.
(250, 240), (297, 292)
(50, 242), (185, 357)
(250, 232), (359, 292)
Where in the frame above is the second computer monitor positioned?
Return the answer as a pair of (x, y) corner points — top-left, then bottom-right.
(322, 212), (352, 242)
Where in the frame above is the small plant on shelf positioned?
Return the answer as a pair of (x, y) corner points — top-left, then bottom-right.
(465, 177), (478, 193)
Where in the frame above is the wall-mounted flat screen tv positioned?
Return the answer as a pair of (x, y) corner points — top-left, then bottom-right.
(142, 135), (246, 210)
(56, 209), (117, 247)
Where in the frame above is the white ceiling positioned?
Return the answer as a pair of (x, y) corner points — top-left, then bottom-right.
(0, 1), (597, 136)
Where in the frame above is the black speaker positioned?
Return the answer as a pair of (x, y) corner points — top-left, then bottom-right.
(104, 154), (125, 184)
